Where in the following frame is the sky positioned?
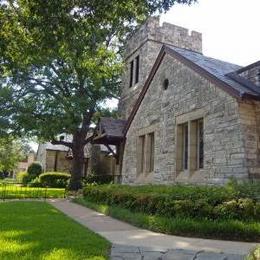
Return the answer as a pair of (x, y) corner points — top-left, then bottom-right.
(161, 0), (260, 66)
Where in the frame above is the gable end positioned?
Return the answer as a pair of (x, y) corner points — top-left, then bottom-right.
(124, 46), (260, 135)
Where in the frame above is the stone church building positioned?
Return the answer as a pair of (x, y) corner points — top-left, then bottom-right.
(93, 16), (260, 185)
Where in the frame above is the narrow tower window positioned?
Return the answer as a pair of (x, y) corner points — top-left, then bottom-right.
(163, 78), (169, 90)
(129, 60), (134, 87)
(135, 55), (139, 84)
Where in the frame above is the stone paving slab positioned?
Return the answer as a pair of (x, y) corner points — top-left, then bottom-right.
(48, 199), (258, 259)
(111, 245), (246, 260)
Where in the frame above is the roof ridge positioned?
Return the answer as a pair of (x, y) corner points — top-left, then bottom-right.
(170, 45), (242, 68)
(124, 45), (260, 135)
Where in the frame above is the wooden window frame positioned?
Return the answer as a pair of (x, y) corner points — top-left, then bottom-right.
(197, 118), (204, 169)
(176, 118), (204, 173)
(137, 132), (155, 174)
(146, 132), (154, 173)
(182, 123), (188, 170)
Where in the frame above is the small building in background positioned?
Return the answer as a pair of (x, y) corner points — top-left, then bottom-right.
(15, 151), (35, 174)
(36, 134), (116, 179)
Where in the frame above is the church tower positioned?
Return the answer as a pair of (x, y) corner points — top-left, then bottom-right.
(118, 16), (202, 119)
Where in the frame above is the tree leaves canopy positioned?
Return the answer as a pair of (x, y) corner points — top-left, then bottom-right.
(0, 0), (196, 141)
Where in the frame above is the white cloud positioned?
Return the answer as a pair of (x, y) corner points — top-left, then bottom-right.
(161, 0), (260, 66)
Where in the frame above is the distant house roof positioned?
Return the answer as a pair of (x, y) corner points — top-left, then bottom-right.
(44, 142), (69, 152)
(93, 117), (127, 145)
(124, 45), (260, 134)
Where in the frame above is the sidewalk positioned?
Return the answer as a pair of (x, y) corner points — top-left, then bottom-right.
(49, 199), (258, 259)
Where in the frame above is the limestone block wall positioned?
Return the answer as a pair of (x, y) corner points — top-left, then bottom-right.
(122, 54), (250, 185)
(36, 144), (47, 171)
(239, 64), (260, 87)
(238, 101), (260, 179)
(45, 150), (71, 173)
(118, 16), (202, 119)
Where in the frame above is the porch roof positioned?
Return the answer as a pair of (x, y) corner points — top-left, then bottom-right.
(93, 117), (126, 145)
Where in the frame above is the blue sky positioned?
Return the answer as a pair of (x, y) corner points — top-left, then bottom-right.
(161, 0), (260, 66)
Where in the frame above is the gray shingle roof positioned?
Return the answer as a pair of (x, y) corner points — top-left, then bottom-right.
(45, 143), (69, 152)
(100, 117), (126, 138)
(169, 46), (260, 97)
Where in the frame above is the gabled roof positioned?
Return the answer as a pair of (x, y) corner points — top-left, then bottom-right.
(124, 45), (260, 134)
(99, 117), (126, 138)
(93, 117), (127, 145)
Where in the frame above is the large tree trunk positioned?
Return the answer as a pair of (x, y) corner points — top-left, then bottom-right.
(69, 133), (85, 191)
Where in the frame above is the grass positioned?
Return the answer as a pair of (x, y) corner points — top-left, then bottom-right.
(0, 201), (110, 259)
(0, 183), (65, 199)
(75, 197), (260, 242)
(247, 246), (260, 260)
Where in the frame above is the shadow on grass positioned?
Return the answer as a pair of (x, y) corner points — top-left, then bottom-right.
(0, 201), (110, 260)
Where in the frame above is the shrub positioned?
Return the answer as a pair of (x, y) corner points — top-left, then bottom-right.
(28, 177), (42, 187)
(83, 184), (260, 221)
(27, 162), (43, 180)
(39, 172), (71, 188)
(16, 171), (30, 185)
(83, 174), (113, 185)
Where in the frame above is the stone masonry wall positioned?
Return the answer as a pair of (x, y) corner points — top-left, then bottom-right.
(238, 101), (260, 179)
(239, 64), (260, 87)
(118, 17), (202, 119)
(122, 54), (251, 185)
(45, 150), (71, 173)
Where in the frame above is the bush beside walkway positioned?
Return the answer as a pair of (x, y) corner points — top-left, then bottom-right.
(80, 182), (260, 242)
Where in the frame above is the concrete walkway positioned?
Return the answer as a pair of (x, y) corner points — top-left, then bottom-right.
(49, 199), (258, 259)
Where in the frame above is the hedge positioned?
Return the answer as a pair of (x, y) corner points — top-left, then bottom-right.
(83, 183), (260, 221)
(16, 171), (30, 185)
(27, 162), (43, 181)
(76, 198), (260, 242)
(39, 172), (71, 188)
(83, 174), (114, 184)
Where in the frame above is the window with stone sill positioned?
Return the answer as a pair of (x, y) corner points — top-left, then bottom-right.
(176, 118), (204, 172)
(137, 132), (155, 174)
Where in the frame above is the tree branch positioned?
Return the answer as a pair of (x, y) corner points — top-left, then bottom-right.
(83, 134), (94, 145)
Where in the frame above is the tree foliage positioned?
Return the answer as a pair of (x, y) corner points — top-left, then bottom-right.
(0, 0), (196, 189)
(27, 161), (43, 180)
(0, 137), (25, 172)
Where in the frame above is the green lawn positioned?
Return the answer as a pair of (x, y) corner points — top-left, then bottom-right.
(0, 201), (110, 260)
(247, 246), (260, 260)
(0, 184), (65, 199)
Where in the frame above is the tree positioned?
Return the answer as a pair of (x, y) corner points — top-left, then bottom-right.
(0, 137), (24, 173)
(0, 0), (196, 190)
